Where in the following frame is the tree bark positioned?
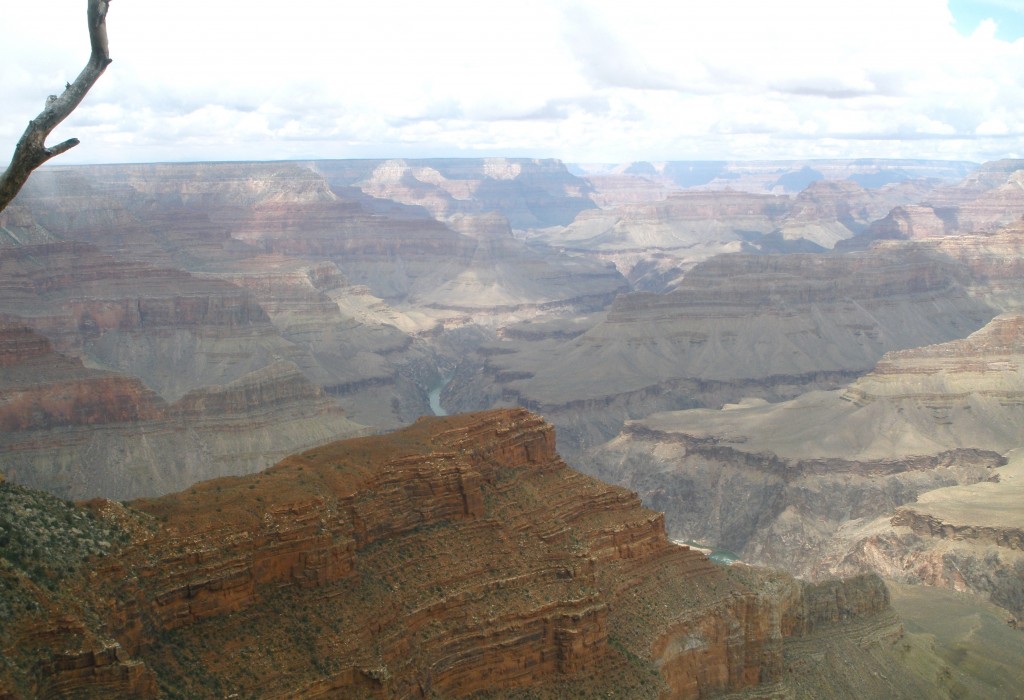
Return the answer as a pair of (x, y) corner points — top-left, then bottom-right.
(0, 0), (112, 214)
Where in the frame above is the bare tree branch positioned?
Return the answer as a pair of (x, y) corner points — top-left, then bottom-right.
(0, 0), (112, 213)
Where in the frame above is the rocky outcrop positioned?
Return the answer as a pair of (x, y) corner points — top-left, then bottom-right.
(0, 322), (163, 432)
(890, 509), (1023, 551)
(555, 161), (958, 282)
(0, 242), (290, 402)
(25, 634), (157, 699)
(934, 163), (1024, 235)
(0, 409), (916, 699)
(526, 189), (787, 289)
(833, 443), (1024, 620)
(857, 204), (958, 243)
(196, 255), (445, 427)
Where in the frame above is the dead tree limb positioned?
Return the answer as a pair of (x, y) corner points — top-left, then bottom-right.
(0, 0), (112, 213)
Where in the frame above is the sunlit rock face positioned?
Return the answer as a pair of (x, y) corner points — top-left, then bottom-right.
(588, 314), (1024, 620)
(0, 409), (926, 699)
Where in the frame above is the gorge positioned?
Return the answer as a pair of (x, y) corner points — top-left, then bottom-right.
(2, 156), (1024, 697)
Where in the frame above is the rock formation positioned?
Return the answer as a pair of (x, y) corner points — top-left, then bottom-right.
(0, 322), (365, 500)
(527, 189), (786, 289)
(0, 241), (286, 401)
(449, 246), (995, 457)
(11, 161), (621, 315)
(2, 161), (629, 491)
(588, 315), (1024, 620)
(873, 221), (1024, 311)
(4, 155), (1023, 696)
(542, 160), (970, 292)
(848, 160), (1024, 248)
(0, 409), (943, 698)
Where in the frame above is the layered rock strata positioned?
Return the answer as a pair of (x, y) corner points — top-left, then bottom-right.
(196, 255), (443, 427)
(0, 409), (921, 699)
(527, 189), (787, 289)
(873, 221), (1024, 311)
(3, 163), (631, 497)
(12, 161), (626, 327)
(450, 247), (995, 456)
(836, 450), (1024, 621)
(848, 160), (1024, 247)
(589, 314), (1024, 618)
(0, 241), (294, 402)
(0, 324), (365, 500)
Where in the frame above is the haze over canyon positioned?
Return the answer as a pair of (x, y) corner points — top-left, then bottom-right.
(2, 156), (1023, 698)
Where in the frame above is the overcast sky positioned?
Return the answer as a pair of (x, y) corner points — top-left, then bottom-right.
(1, 0), (1023, 165)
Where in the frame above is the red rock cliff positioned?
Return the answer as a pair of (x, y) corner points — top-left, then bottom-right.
(0, 409), (895, 699)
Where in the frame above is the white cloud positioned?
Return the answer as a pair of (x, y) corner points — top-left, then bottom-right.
(0, 0), (1022, 164)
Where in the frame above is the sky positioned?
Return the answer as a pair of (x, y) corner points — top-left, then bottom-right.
(1, 0), (1023, 166)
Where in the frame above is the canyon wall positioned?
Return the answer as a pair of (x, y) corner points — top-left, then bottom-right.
(449, 246), (996, 457)
(589, 314), (1024, 620)
(0, 409), (928, 699)
(0, 322), (365, 500)
(1, 160), (633, 499)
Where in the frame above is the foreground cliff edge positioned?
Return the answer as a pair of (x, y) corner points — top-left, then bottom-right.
(0, 409), (949, 698)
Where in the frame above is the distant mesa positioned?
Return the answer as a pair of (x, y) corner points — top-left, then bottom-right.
(772, 165), (824, 192)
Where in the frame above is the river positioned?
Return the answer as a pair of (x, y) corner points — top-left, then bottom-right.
(428, 375), (451, 416)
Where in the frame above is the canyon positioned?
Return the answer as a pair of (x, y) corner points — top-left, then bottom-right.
(445, 245), (997, 457)
(1, 160), (628, 496)
(589, 314), (1024, 622)
(2, 156), (1024, 696)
